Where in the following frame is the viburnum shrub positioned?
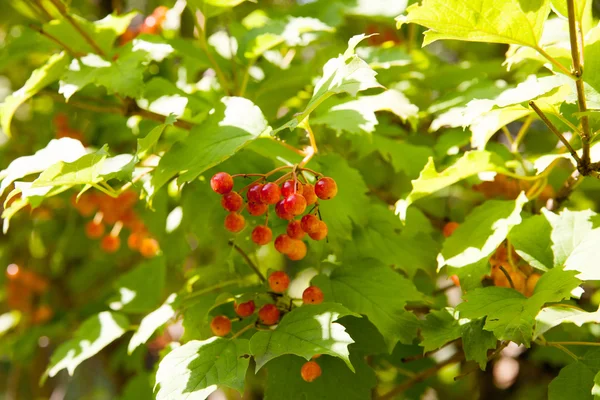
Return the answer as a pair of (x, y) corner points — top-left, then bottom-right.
(3, 0), (600, 399)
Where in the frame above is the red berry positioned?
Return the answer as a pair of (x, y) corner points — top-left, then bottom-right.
(128, 231), (146, 250)
(247, 183), (264, 203)
(275, 200), (294, 220)
(308, 221), (328, 241)
(287, 220), (306, 240)
(274, 234), (294, 254)
(140, 238), (160, 258)
(248, 202), (268, 216)
(101, 235), (121, 253)
(221, 192), (243, 212)
(303, 184), (317, 205)
(260, 183), (281, 204)
(443, 222), (460, 238)
(268, 271), (290, 293)
(315, 177), (337, 200)
(451, 275), (460, 287)
(85, 220), (105, 239)
(258, 304), (280, 325)
(211, 172), (234, 194)
(252, 225), (272, 245)
(283, 194), (307, 216)
(234, 300), (256, 318)
(281, 180), (303, 197)
(224, 213), (245, 233)
(210, 315), (231, 336)
(287, 240), (307, 261)
(301, 214), (320, 234)
(301, 361), (322, 382)
(302, 286), (324, 305)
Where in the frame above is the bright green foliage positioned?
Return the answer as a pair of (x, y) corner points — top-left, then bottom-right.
(548, 349), (600, 399)
(128, 294), (177, 354)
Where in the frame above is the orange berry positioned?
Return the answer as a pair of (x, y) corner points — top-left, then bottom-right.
(287, 220), (306, 240)
(210, 315), (231, 337)
(127, 231), (146, 250)
(301, 361), (322, 382)
(71, 193), (97, 216)
(32, 305), (54, 324)
(307, 221), (327, 241)
(526, 273), (541, 297)
(140, 238), (160, 258)
(224, 213), (245, 233)
(315, 177), (337, 200)
(281, 180), (303, 197)
(443, 222), (460, 238)
(268, 271), (290, 293)
(302, 286), (324, 305)
(450, 275), (460, 287)
(252, 225), (272, 245)
(274, 234), (294, 254)
(101, 235), (121, 253)
(300, 214), (320, 234)
(234, 300), (256, 318)
(287, 240), (307, 261)
(248, 201), (268, 216)
(211, 172), (234, 194)
(258, 304), (280, 325)
(85, 220), (105, 239)
(302, 184), (317, 205)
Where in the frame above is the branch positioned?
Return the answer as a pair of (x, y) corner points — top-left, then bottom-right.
(529, 101), (581, 164)
(228, 241), (266, 283)
(29, 24), (82, 58)
(546, 169), (582, 211)
(48, 0), (106, 57)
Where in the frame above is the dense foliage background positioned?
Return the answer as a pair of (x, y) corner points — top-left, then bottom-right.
(2, 0), (600, 399)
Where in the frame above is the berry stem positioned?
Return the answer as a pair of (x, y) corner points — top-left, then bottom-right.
(299, 167), (323, 177)
(299, 118), (318, 154)
(93, 211), (104, 224)
(228, 240), (266, 282)
(506, 241), (517, 270)
(498, 265), (515, 289)
(231, 322), (256, 339)
(110, 221), (123, 237)
(272, 138), (306, 156)
(231, 173), (266, 178)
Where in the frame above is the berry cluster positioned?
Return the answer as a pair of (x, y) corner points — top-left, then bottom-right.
(5, 264), (53, 324)
(473, 174), (554, 203)
(119, 6), (169, 45)
(72, 191), (160, 258)
(53, 113), (85, 144)
(211, 169), (337, 261)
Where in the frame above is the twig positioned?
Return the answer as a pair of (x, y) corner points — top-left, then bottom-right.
(29, 24), (81, 58)
(534, 46), (576, 78)
(454, 341), (509, 381)
(377, 352), (464, 400)
(228, 241), (266, 283)
(498, 265), (515, 289)
(529, 101), (581, 164)
(548, 341), (600, 346)
(48, 0), (106, 57)
(511, 115), (533, 153)
(231, 323), (256, 339)
(546, 169), (582, 211)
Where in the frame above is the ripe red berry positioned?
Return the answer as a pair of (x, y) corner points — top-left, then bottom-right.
(258, 304), (280, 325)
(268, 271), (290, 293)
(301, 361), (322, 382)
(443, 221), (460, 238)
(274, 234), (294, 254)
(127, 231), (146, 250)
(287, 240), (307, 261)
(221, 192), (243, 212)
(101, 235), (121, 253)
(302, 286), (324, 305)
(301, 214), (320, 234)
(234, 300), (256, 318)
(224, 213), (245, 233)
(210, 315), (231, 336)
(247, 183), (264, 203)
(303, 183), (317, 205)
(211, 172), (234, 194)
(247, 202), (268, 216)
(287, 220), (306, 240)
(281, 180), (303, 197)
(140, 237), (160, 258)
(260, 183), (281, 204)
(275, 200), (294, 220)
(85, 220), (105, 239)
(315, 177), (337, 200)
(308, 221), (328, 241)
(283, 193), (307, 216)
(252, 225), (272, 245)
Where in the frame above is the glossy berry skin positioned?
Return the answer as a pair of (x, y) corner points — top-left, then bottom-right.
(268, 271), (290, 293)
(260, 183), (281, 204)
(234, 300), (256, 318)
(221, 192), (243, 212)
(308, 221), (328, 241)
(301, 214), (320, 234)
(140, 238), (160, 258)
(303, 184), (318, 205)
(275, 200), (294, 220)
(287, 240), (307, 261)
(443, 222), (460, 238)
(252, 225), (272, 245)
(247, 183), (264, 203)
(101, 235), (121, 253)
(210, 315), (232, 337)
(274, 234), (294, 254)
(302, 286), (324, 305)
(247, 202), (268, 216)
(301, 361), (322, 382)
(315, 177), (338, 200)
(281, 180), (303, 197)
(211, 172), (234, 194)
(85, 221), (105, 239)
(224, 213), (245, 233)
(258, 304), (280, 325)
(287, 220), (306, 240)
(283, 193), (307, 216)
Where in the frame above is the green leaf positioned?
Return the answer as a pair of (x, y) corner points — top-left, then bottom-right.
(250, 303), (359, 371)
(420, 308), (462, 353)
(137, 114), (177, 159)
(188, 0), (247, 18)
(457, 268), (580, 345)
(151, 97), (269, 196)
(155, 338), (250, 399)
(403, 151), (508, 208)
(535, 305), (600, 339)
(45, 311), (129, 379)
(549, 349), (600, 400)
(0, 52), (69, 136)
(312, 262), (423, 351)
(373, 135), (433, 178)
(356, 46), (412, 69)
(109, 256), (166, 314)
(461, 318), (497, 370)
(0, 311), (21, 338)
(397, 0), (551, 47)
(128, 294), (177, 354)
(508, 214), (553, 271)
(346, 0), (409, 18)
(440, 193), (528, 268)
(551, 0), (593, 33)
(274, 34), (381, 133)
